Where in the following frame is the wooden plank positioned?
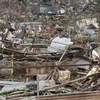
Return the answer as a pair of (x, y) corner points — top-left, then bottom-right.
(7, 91), (100, 100)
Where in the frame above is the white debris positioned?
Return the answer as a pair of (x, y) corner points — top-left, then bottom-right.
(48, 36), (73, 52)
(6, 32), (15, 41)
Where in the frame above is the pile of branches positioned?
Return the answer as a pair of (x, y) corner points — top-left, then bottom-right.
(0, 0), (31, 21)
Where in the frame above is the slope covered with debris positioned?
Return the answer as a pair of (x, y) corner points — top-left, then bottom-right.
(0, 0), (99, 100)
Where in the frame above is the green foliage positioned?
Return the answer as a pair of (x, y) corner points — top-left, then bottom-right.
(93, 0), (100, 13)
(82, 35), (97, 43)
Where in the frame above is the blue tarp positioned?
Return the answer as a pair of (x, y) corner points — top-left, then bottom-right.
(84, 29), (96, 35)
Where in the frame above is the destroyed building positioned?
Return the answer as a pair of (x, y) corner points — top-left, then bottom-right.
(0, 0), (99, 100)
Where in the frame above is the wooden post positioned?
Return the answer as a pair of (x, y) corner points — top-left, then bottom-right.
(58, 45), (68, 63)
(11, 53), (14, 78)
(37, 68), (39, 100)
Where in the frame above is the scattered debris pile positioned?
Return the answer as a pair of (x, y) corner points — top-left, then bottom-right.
(0, 0), (99, 100)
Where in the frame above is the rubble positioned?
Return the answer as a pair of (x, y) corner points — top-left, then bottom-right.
(0, 0), (99, 100)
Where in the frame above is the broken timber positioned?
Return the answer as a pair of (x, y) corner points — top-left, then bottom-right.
(7, 91), (100, 100)
(0, 61), (92, 69)
(0, 61), (91, 75)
